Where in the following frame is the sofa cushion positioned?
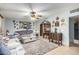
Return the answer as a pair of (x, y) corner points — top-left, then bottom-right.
(15, 29), (33, 35)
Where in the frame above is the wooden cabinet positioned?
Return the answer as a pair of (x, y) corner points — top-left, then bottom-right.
(49, 33), (62, 45)
(40, 20), (62, 45)
(40, 20), (51, 37)
(43, 32), (50, 39)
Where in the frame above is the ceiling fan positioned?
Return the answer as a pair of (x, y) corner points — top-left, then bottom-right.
(29, 3), (42, 20)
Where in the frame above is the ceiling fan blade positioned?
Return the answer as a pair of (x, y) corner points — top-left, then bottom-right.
(36, 17), (40, 19)
(30, 11), (36, 14)
(37, 15), (42, 17)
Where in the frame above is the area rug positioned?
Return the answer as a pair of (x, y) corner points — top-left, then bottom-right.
(22, 38), (58, 55)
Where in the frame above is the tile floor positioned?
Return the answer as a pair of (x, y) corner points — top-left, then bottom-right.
(45, 43), (79, 55)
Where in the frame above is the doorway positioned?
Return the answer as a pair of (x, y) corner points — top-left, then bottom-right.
(69, 15), (79, 46)
(74, 16), (79, 45)
(40, 20), (51, 38)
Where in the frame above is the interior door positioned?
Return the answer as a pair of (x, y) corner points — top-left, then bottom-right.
(74, 16), (79, 44)
(74, 22), (78, 40)
(40, 24), (43, 36)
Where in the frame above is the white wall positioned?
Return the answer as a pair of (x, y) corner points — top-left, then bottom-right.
(47, 9), (69, 46)
(5, 18), (34, 35)
(33, 19), (46, 34)
(0, 17), (6, 35)
(5, 19), (14, 34)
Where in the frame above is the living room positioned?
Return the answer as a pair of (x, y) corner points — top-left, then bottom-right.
(0, 3), (79, 55)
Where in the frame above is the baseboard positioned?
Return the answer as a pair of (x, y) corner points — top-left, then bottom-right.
(62, 43), (69, 47)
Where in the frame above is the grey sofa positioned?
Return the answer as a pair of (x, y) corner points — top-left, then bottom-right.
(15, 29), (37, 44)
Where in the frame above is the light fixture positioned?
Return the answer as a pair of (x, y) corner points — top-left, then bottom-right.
(29, 3), (42, 20)
(30, 12), (42, 20)
(31, 14), (36, 18)
(30, 11), (36, 14)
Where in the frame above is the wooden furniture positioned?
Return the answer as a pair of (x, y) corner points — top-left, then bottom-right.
(48, 33), (62, 45)
(40, 20), (62, 45)
(40, 20), (51, 39)
(40, 24), (43, 36)
(43, 31), (50, 39)
(48, 33), (52, 41)
(54, 33), (62, 45)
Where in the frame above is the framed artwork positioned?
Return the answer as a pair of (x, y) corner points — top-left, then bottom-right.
(19, 21), (32, 29)
(52, 21), (55, 23)
(14, 26), (16, 28)
(13, 20), (19, 29)
(55, 21), (59, 27)
(61, 19), (65, 22)
(56, 16), (59, 20)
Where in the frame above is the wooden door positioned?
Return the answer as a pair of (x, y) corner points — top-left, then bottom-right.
(40, 24), (43, 36)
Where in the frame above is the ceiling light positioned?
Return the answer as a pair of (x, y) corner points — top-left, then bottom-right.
(29, 3), (42, 20)
(37, 15), (42, 17)
(36, 18), (39, 19)
(31, 14), (36, 18)
(31, 11), (36, 14)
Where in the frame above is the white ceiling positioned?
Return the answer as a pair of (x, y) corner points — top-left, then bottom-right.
(0, 3), (79, 20)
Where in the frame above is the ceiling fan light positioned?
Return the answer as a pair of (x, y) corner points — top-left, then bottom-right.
(31, 17), (37, 20)
(31, 14), (35, 18)
(38, 15), (42, 17)
(36, 18), (39, 19)
(31, 11), (36, 14)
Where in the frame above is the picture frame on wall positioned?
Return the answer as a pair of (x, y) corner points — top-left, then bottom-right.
(55, 21), (59, 27)
(14, 26), (16, 28)
(52, 21), (55, 23)
(19, 21), (32, 29)
(61, 19), (65, 22)
(56, 16), (59, 20)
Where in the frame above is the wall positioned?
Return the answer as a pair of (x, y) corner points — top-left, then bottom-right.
(5, 19), (14, 34)
(0, 17), (6, 35)
(47, 9), (69, 46)
(5, 18), (34, 35)
(34, 8), (70, 46)
(33, 6), (79, 46)
(33, 18), (46, 34)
